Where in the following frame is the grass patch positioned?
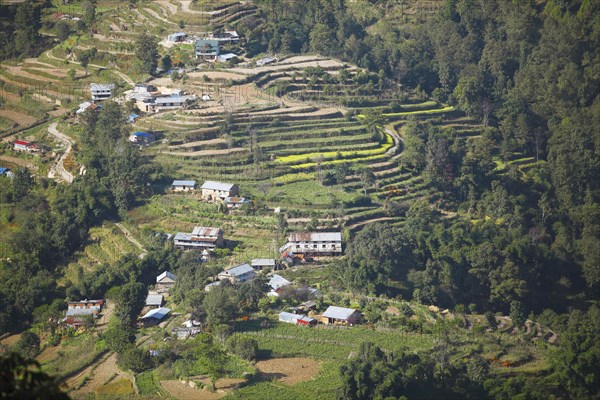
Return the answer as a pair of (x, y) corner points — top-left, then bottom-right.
(96, 378), (135, 395)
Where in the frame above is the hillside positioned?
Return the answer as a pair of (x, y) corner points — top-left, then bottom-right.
(0, 0), (599, 399)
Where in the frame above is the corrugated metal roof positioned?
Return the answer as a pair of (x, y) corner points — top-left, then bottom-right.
(221, 263), (254, 277)
(289, 232), (342, 242)
(269, 274), (290, 290)
(322, 306), (358, 320)
(146, 294), (163, 306)
(172, 180), (196, 187)
(141, 307), (171, 320)
(157, 271), (176, 282)
(279, 311), (299, 322)
(251, 258), (275, 266)
(191, 226), (222, 237)
(66, 308), (97, 316)
(90, 83), (115, 91)
(201, 180), (236, 191)
(133, 131), (153, 137)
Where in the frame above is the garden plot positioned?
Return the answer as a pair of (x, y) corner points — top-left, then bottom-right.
(160, 378), (245, 400)
(255, 358), (320, 385)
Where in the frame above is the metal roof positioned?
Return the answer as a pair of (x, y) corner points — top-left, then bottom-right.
(146, 294), (163, 306)
(221, 263), (254, 277)
(251, 258), (275, 266)
(90, 83), (115, 91)
(133, 131), (153, 137)
(322, 306), (358, 320)
(66, 308), (97, 316)
(0, 168), (8, 174)
(157, 271), (176, 282)
(141, 307), (171, 320)
(192, 226), (222, 237)
(279, 311), (299, 321)
(172, 180), (196, 187)
(289, 232), (342, 242)
(201, 180), (236, 191)
(269, 274), (290, 290)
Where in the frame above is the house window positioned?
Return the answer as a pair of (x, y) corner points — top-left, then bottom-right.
(322, 244), (326, 248)
(313, 245), (317, 248)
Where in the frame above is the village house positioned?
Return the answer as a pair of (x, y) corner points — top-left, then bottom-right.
(195, 39), (220, 60)
(167, 32), (187, 42)
(201, 180), (239, 201)
(137, 94), (196, 113)
(174, 226), (224, 251)
(251, 258), (276, 270)
(13, 140), (40, 153)
(145, 293), (164, 308)
(267, 274), (290, 297)
(217, 53), (238, 63)
(279, 232), (343, 256)
(129, 131), (155, 145)
(90, 83), (115, 101)
(141, 307), (170, 326)
(320, 306), (362, 326)
(156, 271), (176, 292)
(76, 101), (101, 115)
(224, 196), (248, 209)
(290, 300), (318, 315)
(217, 263), (256, 284)
(208, 30), (240, 44)
(279, 311), (317, 326)
(172, 180), (196, 191)
(256, 57), (276, 66)
(65, 299), (105, 327)
(204, 280), (221, 292)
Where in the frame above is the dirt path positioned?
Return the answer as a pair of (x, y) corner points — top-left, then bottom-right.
(143, 6), (176, 24)
(47, 122), (74, 183)
(347, 216), (397, 230)
(70, 353), (133, 398)
(45, 49), (135, 86)
(168, 137), (227, 149)
(115, 222), (147, 259)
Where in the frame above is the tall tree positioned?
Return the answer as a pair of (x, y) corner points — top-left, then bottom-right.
(135, 33), (159, 75)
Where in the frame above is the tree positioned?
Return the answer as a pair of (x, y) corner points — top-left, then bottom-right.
(160, 54), (172, 72)
(79, 52), (90, 77)
(226, 335), (258, 361)
(12, 168), (33, 201)
(114, 281), (147, 325)
(103, 323), (134, 353)
(135, 33), (159, 75)
(357, 167), (375, 196)
(202, 284), (237, 327)
(13, 332), (40, 360)
(118, 345), (152, 373)
(55, 21), (70, 42)
(509, 300), (526, 329)
(552, 306), (600, 399)
(0, 352), (69, 399)
(193, 334), (229, 391)
(82, 1), (96, 29)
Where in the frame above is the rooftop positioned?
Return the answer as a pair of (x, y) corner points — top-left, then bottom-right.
(289, 232), (342, 242)
(269, 274), (290, 291)
(191, 226), (222, 237)
(66, 308), (97, 316)
(172, 180), (196, 187)
(146, 294), (163, 306)
(141, 307), (171, 320)
(221, 263), (254, 277)
(322, 306), (359, 320)
(201, 180), (236, 191)
(157, 271), (176, 282)
(90, 83), (115, 91)
(132, 131), (153, 137)
(251, 258), (276, 266)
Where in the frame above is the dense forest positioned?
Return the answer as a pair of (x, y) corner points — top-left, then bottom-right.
(0, 0), (598, 398)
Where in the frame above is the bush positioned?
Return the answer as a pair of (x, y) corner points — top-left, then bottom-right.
(227, 335), (258, 361)
(13, 332), (40, 360)
(118, 345), (153, 373)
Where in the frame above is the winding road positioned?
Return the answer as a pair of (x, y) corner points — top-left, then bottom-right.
(47, 122), (74, 183)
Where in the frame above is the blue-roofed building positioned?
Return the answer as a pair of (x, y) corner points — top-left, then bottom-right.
(129, 131), (155, 144)
(128, 113), (139, 123)
(0, 168), (14, 178)
(217, 263), (256, 284)
(172, 180), (196, 192)
(320, 306), (362, 326)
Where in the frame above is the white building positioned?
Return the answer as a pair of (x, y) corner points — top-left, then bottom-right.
(217, 263), (256, 284)
(174, 227), (224, 251)
(90, 83), (115, 101)
(279, 232), (343, 256)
